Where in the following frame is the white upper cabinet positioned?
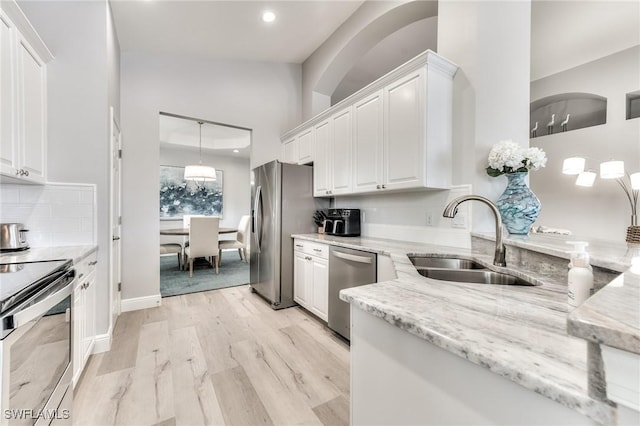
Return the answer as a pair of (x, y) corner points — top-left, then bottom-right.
(297, 127), (313, 164)
(0, 2), (52, 184)
(383, 69), (425, 191)
(353, 90), (383, 193)
(281, 50), (458, 197)
(282, 137), (298, 164)
(330, 106), (352, 195)
(281, 128), (314, 165)
(17, 34), (46, 182)
(313, 118), (331, 197)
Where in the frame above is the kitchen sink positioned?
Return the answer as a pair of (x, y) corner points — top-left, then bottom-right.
(416, 268), (539, 286)
(409, 255), (484, 270)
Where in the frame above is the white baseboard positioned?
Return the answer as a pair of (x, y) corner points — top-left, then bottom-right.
(121, 294), (162, 312)
(93, 325), (113, 354)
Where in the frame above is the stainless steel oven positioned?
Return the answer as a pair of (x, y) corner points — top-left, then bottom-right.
(0, 260), (74, 426)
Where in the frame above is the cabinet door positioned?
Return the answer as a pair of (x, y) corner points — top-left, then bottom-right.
(330, 107), (352, 194)
(0, 14), (17, 176)
(384, 69), (425, 190)
(297, 128), (313, 165)
(17, 36), (46, 183)
(293, 251), (308, 306)
(84, 275), (96, 360)
(72, 285), (83, 383)
(311, 257), (329, 321)
(282, 138), (298, 164)
(313, 119), (331, 197)
(353, 90), (383, 193)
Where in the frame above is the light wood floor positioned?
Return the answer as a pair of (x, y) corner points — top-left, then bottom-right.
(73, 285), (350, 426)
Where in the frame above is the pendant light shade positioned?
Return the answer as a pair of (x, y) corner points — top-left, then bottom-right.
(185, 121), (217, 184)
(184, 164), (217, 181)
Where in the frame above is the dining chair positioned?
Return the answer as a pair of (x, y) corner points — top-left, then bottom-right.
(184, 216), (220, 277)
(219, 215), (251, 263)
(160, 243), (183, 269)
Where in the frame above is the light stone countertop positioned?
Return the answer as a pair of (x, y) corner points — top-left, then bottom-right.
(0, 245), (97, 265)
(292, 233), (617, 425)
(472, 231), (632, 272)
(568, 267), (640, 354)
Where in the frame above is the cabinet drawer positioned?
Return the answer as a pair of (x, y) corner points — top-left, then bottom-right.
(75, 251), (97, 284)
(293, 239), (329, 259)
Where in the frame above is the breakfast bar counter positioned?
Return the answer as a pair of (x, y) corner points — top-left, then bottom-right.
(292, 233), (632, 425)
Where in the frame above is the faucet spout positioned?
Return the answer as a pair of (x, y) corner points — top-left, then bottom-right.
(442, 195), (506, 267)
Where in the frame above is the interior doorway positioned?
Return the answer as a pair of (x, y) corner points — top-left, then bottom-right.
(158, 112), (252, 298)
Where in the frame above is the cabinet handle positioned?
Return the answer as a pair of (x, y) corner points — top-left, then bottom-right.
(306, 256), (312, 261)
(89, 261), (98, 266)
(24, 170), (29, 176)
(376, 185), (381, 189)
(295, 244), (303, 248)
(382, 184), (386, 189)
(15, 170), (21, 176)
(78, 273), (84, 279)
(313, 248), (322, 252)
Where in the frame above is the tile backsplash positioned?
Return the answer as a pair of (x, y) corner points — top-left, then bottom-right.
(333, 184), (473, 248)
(0, 183), (96, 247)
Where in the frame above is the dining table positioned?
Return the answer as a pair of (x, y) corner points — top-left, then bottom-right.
(160, 227), (237, 236)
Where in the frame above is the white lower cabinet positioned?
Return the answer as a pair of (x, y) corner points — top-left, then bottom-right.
(72, 252), (97, 386)
(293, 239), (329, 321)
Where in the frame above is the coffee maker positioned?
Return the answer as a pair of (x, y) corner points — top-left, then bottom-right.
(323, 209), (361, 237)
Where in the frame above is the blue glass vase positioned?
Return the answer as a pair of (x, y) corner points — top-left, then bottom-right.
(496, 172), (541, 234)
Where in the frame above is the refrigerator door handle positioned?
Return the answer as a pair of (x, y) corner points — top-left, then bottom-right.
(254, 185), (263, 252)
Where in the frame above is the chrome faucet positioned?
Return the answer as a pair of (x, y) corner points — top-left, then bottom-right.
(443, 195), (506, 267)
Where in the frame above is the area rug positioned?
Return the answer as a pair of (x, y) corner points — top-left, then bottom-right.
(160, 253), (249, 298)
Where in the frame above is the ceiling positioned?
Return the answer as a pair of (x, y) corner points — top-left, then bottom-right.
(110, 0), (364, 63)
(159, 114), (251, 159)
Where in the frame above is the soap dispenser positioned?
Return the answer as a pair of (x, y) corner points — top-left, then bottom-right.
(566, 241), (594, 308)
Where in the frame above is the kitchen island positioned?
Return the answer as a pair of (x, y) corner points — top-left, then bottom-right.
(293, 233), (634, 425)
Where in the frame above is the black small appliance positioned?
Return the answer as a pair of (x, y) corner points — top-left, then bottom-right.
(323, 209), (361, 237)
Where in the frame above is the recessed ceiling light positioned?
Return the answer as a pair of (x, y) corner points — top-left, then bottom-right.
(233, 149), (239, 153)
(262, 11), (276, 23)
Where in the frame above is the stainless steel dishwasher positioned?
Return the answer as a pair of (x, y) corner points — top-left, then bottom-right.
(328, 246), (376, 340)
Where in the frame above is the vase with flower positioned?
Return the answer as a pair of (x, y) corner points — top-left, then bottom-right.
(486, 140), (547, 234)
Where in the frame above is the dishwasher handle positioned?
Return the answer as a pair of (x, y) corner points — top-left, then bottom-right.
(332, 250), (373, 264)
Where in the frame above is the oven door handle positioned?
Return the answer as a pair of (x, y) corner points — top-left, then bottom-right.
(11, 278), (73, 329)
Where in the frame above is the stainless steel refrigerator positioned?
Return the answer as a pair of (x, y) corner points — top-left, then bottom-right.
(250, 160), (329, 309)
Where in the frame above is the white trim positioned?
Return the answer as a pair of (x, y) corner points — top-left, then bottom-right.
(92, 326), (113, 354)
(121, 294), (161, 312)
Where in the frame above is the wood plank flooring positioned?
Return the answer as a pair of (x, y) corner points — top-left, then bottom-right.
(73, 285), (350, 426)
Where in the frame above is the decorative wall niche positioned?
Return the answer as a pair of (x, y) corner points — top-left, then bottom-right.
(626, 90), (640, 120)
(529, 92), (607, 138)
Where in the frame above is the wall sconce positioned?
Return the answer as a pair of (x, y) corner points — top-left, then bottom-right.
(563, 157), (639, 243)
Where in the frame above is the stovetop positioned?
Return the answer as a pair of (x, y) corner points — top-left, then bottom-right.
(0, 259), (71, 313)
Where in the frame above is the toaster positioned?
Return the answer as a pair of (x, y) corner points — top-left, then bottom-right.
(0, 223), (30, 252)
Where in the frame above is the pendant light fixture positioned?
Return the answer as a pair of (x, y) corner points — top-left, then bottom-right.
(184, 121), (216, 186)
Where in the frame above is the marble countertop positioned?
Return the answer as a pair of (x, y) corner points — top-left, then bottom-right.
(472, 231), (632, 272)
(0, 245), (97, 265)
(292, 233), (616, 424)
(568, 265), (640, 354)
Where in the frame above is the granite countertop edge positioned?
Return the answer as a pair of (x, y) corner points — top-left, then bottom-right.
(0, 245), (98, 264)
(292, 233), (617, 424)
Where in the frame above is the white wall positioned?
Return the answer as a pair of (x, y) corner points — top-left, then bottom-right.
(120, 53), (300, 302)
(17, 0), (117, 336)
(438, 0), (531, 232)
(530, 46), (640, 240)
(159, 145), (250, 231)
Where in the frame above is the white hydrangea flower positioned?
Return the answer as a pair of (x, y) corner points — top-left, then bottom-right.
(486, 140), (547, 176)
(525, 147), (547, 171)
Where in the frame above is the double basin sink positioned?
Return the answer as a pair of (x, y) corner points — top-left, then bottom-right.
(409, 256), (539, 286)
